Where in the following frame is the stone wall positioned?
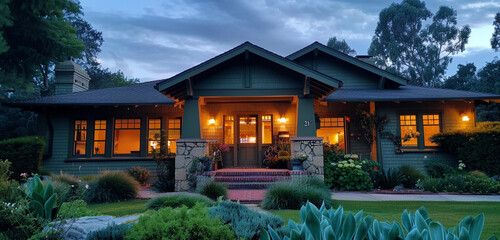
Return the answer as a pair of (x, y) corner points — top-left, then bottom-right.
(174, 139), (209, 191)
(291, 137), (324, 179)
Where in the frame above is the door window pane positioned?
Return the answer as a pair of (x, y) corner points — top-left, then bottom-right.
(224, 116), (234, 144)
(423, 114), (440, 147)
(74, 120), (87, 155)
(93, 120), (106, 155)
(317, 127), (345, 148)
(400, 115), (418, 147)
(114, 119), (141, 154)
(262, 115), (272, 144)
(239, 116), (257, 143)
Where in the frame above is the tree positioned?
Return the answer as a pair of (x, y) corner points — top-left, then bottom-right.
(70, 17), (104, 69)
(368, 0), (470, 87)
(439, 63), (476, 90)
(87, 67), (139, 90)
(0, 0), (85, 91)
(327, 37), (356, 56)
(492, 12), (500, 51)
(0, 0), (11, 55)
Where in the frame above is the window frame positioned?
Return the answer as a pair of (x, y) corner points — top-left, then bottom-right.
(113, 118), (142, 156)
(72, 120), (89, 157)
(147, 118), (162, 155)
(317, 116), (348, 152)
(92, 120), (107, 156)
(397, 112), (442, 151)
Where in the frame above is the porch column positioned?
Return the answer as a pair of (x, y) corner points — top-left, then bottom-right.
(291, 137), (324, 179)
(174, 139), (209, 191)
(182, 97), (201, 139)
(296, 96), (317, 137)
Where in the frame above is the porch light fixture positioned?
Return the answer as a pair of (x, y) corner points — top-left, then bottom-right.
(461, 113), (470, 122)
(279, 117), (287, 124)
(208, 118), (216, 125)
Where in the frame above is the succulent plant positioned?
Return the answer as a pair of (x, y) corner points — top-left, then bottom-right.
(26, 174), (59, 220)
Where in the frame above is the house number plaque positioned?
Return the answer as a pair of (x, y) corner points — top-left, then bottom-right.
(304, 120), (311, 127)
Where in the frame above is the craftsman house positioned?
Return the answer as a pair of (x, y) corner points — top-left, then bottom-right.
(8, 42), (500, 191)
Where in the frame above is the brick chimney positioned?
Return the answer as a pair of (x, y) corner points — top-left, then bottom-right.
(54, 58), (90, 95)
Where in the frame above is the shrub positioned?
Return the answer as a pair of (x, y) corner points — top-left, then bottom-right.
(468, 170), (489, 178)
(265, 202), (491, 240)
(262, 177), (331, 210)
(0, 199), (46, 239)
(146, 194), (213, 210)
(26, 175), (60, 220)
(398, 165), (427, 188)
(57, 200), (100, 220)
(125, 203), (234, 240)
(373, 168), (406, 189)
(200, 181), (228, 200)
(431, 122), (500, 176)
(126, 166), (150, 185)
(52, 174), (87, 202)
(324, 154), (373, 191)
(87, 223), (131, 240)
(80, 175), (99, 182)
(83, 171), (139, 203)
(426, 161), (455, 178)
(421, 175), (500, 194)
(0, 136), (46, 181)
(209, 201), (284, 239)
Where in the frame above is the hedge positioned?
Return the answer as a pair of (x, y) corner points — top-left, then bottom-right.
(431, 122), (500, 176)
(0, 136), (45, 180)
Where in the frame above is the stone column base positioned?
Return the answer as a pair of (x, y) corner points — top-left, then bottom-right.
(291, 137), (324, 180)
(174, 139), (209, 191)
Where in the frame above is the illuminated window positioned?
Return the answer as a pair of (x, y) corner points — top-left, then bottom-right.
(148, 118), (162, 154)
(74, 120), (87, 155)
(423, 114), (440, 147)
(93, 120), (106, 155)
(262, 115), (273, 144)
(239, 116), (257, 143)
(400, 115), (418, 147)
(223, 116), (234, 144)
(317, 117), (345, 149)
(114, 119), (141, 155)
(399, 113), (441, 149)
(168, 118), (181, 153)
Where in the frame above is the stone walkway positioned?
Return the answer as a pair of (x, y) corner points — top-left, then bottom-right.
(331, 192), (500, 202)
(138, 187), (500, 202)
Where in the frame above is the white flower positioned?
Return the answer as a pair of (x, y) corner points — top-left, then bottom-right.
(85, 184), (90, 189)
(356, 165), (362, 169)
(338, 164), (343, 168)
(351, 154), (359, 159)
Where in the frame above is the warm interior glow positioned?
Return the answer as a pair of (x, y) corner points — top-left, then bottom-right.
(461, 114), (470, 121)
(279, 117), (287, 124)
(262, 115), (272, 144)
(317, 127), (344, 148)
(239, 116), (257, 144)
(209, 118), (216, 125)
(114, 119), (141, 155)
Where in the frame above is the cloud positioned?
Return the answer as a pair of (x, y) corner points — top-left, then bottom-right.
(80, 0), (498, 81)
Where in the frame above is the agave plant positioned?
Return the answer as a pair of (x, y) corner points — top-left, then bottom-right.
(261, 202), (498, 240)
(26, 174), (60, 220)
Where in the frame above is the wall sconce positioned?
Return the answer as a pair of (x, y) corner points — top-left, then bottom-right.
(279, 117), (287, 124)
(460, 113), (470, 122)
(208, 118), (216, 125)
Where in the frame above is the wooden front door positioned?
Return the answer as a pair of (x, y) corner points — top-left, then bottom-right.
(236, 115), (259, 167)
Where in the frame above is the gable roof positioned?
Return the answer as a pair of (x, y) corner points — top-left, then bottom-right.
(324, 85), (500, 102)
(286, 42), (408, 86)
(156, 41), (343, 91)
(6, 80), (175, 108)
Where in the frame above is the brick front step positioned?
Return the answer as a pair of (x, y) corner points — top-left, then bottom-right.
(214, 168), (291, 189)
(215, 175), (290, 182)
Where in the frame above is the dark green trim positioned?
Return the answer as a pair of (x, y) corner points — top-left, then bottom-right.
(65, 157), (155, 162)
(195, 88), (302, 97)
(157, 42), (341, 92)
(287, 42), (408, 86)
(182, 97), (201, 138)
(296, 97), (317, 137)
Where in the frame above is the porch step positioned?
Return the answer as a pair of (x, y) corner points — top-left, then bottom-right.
(214, 169), (291, 190)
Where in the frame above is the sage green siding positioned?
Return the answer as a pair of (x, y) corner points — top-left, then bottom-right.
(41, 105), (182, 177)
(376, 101), (475, 171)
(294, 52), (379, 89)
(192, 53), (303, 96)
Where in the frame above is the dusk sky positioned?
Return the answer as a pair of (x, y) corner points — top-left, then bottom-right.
(80, 0), (500, 82)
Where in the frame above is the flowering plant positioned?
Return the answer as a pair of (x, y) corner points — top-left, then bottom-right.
(325, 154), (373, 191)
(458, 160), (466, 171)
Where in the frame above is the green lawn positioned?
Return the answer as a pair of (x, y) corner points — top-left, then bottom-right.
(270, 201), (500, 240)
(88, 199), (148, 216)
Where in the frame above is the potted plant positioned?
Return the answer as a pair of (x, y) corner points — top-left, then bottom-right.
(291, 153), (309, 171)
(198, 155), (212, 172)
(276, 150), (291, 169)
